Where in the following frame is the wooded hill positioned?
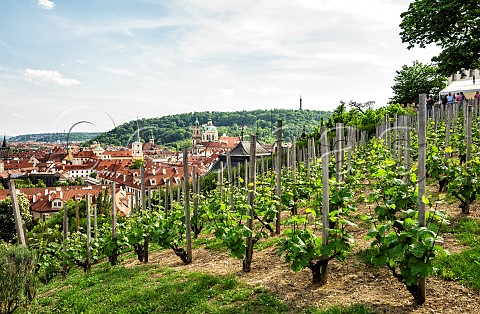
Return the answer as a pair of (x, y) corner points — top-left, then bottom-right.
(91, 109), (331, 149)
(9, 132), (100, 143)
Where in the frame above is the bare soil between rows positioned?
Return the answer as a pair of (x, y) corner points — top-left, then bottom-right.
(121, 196), (480, 314)
(124, 242), (480, 314)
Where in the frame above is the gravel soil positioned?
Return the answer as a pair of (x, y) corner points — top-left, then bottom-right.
(122, 193), (480, 314)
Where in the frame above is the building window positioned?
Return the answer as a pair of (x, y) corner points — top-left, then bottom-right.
(53, 201), (62, 207)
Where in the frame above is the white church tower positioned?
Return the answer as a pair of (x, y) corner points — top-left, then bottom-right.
(131, 119), (143, 160)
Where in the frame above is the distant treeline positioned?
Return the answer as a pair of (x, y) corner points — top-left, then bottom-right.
(9, 132), (101, 143)
(91, 109), (331, 149)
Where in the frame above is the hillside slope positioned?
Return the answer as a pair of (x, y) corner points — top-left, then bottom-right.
(91, 109), (330, 148)
(8, 132), (100, 143)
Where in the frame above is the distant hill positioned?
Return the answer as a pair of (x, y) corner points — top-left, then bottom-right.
(91, 109), (331, 149)
(9, 132), (101, 143)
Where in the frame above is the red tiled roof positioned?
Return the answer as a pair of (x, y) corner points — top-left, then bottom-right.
(29, 185), (108, 213)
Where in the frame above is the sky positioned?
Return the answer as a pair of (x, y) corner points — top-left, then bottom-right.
(0, 0), (441, 136)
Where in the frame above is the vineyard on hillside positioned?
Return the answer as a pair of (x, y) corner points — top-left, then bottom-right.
(2, 97), (480, 313)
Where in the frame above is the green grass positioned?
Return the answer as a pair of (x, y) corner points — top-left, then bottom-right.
(193, 233), (280, 252)
(24, 261), (375, 314)
(27, 264), (290, 314)
(254, 236), (280, 251)
(434, 217), (480, 290)
(193, 236), (227, 251)
(307, 304), (374, 314)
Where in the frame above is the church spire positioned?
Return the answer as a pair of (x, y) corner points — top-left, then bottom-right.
(2, 134), (6, 148)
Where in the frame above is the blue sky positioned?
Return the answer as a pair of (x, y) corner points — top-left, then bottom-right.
(0, 0), (440, 135)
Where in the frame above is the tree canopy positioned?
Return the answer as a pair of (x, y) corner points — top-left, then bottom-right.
(390, 61), (446, 105)
(303, 102), (408, 146)
(91, 109), (331, 149)
(400, 1), (480, 75)
(0, 194), (32, 243)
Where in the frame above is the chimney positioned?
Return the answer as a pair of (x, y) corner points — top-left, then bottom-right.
(44, 188), (48, 196)
(162, 168), (166, 175)
(33, 194), (36, 203)
(123, 174), (126, 182)
(152, 167), (156, 176)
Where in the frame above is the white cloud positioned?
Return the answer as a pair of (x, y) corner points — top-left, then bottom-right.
(24, 69), (81, 86)
(258, 87), (282, 96)
(102, 67), (137, 77)
(38, 0), (55, 10)
(58, 17), (190, 37)
(218, 88), (234, 96)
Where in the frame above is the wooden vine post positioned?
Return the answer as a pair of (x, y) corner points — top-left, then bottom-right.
(292, 136), (297, 183)
(320, 127), (330, 283)
(218, 161), (224, 195)
(62, 203), (68, 276)
(244, 159), (248, 190)
(237, 164), (241, 189)
(336, 123), (344, 183)
(243, 135), (256, 272)
(465, 103), (473, 214)
(306, 139), (311, 181)
(261, 156), (265, 175)
(177, 182), (181, 203)
(111, 182), (117, 239)
(93, 198), (98, 240)
(275, 119), (282, 234)
(346, 126), (352, 176)
(140, 165), (146, 211)
(286, 146), (290, 171)
(312, 137), (317, 168)
(135, 190), (140, 211)
(385, 115), (391, 149)
(86, 194), (92, 272)
(445, 105), (452, 160)
(417, 94), (427, 304)
(8, 180), (26, 246)
(397, 116), (403, 161)
(169, 179), (174, 211)
(147, 188), (151, 209)
(130, 189), (134, 215)
(165, 179), (169, 215)
(404, 116), (411, 171)
(109, 182), (118, 265)
(75, 196), (80, 232)
(226, 152), (235, 212)
(158, 186), (162, 208)
(192, 166), (200, 238)
(183, 147), (192, 264)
